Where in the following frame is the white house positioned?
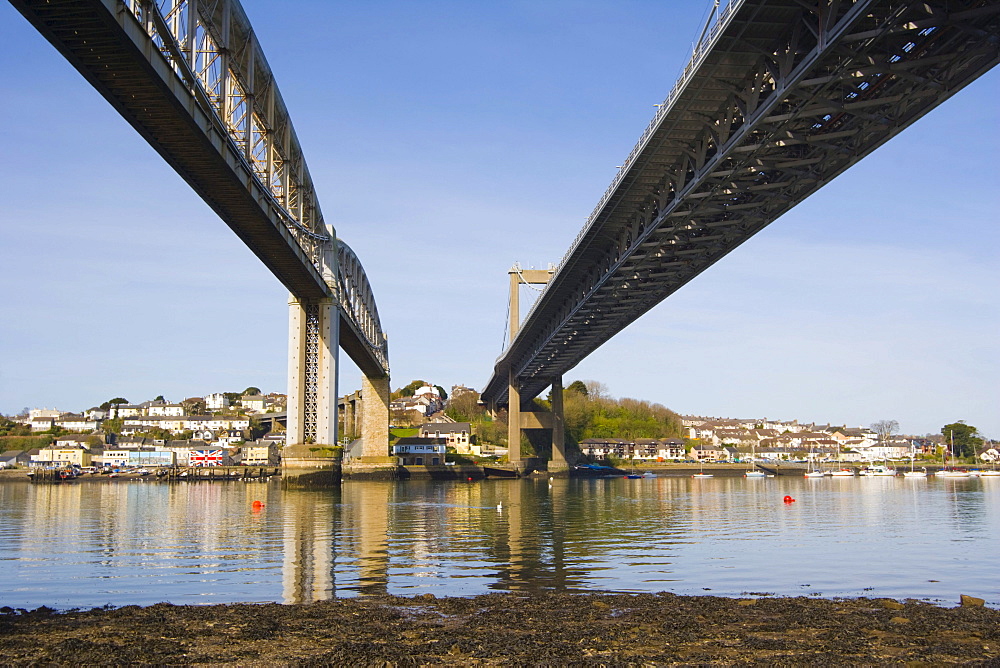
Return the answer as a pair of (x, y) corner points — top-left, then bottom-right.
(110, 404), (142, 418)
(393, 438), (447, 466)
(147, 403), (185, 417)
(240, 395), (267, 413)
(205, 393), (230, 410)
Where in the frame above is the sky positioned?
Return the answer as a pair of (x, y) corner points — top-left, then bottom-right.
(1, 1), (997, 437)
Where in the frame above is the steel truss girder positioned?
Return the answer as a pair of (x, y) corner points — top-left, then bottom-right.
(483, 0), (1000, 405)
(11, 0), (390, 377)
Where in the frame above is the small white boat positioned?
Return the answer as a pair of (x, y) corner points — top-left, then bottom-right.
(692, 473), (714, 479)
(744, 470), (766, 478)
(861, 465), (896, 477)
(902, 470), (927, 478)
(934, 469), (970, 478)
(830, 468), (855, 477)
(977, 470), (1000, 477)
(804, 471), (825, 478)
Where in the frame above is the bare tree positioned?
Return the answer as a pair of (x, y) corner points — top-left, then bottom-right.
(584, 380), (610, 400)
(870, 419), (900, 445)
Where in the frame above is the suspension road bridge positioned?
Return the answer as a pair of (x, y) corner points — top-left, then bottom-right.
(480, 0), (1000, 467)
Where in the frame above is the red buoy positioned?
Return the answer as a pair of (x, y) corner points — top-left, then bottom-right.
(252, 500), (264, 508)
(783, 495), (795, 503)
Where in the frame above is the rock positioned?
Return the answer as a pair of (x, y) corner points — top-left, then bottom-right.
(737, 599), (756, 606)
(889, 617), (909, 624)
(881, 600), (905, 610)
(960, 594), (985, 608)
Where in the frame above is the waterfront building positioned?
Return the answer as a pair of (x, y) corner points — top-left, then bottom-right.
(239, 443), (278, 466)
(392, 437), (447, 466)
(30, 444), (92, 467)
(419, 422), (472, 453)
(578, 438), (686, 462)
(0, 450), (32, 468)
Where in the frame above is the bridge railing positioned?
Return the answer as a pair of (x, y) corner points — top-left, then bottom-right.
(337, 242), (390, 372)
(559, 0), (744, 275)
(121, 0), (331, 270)
(502, 0), (745, 362)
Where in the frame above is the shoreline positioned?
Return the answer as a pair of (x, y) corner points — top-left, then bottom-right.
(1, 592), (997, 665)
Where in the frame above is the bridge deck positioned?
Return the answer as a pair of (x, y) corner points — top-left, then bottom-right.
(483, 0), (1000, 405)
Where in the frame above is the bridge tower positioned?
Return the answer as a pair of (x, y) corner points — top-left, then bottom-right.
(506, 265), (568, 473)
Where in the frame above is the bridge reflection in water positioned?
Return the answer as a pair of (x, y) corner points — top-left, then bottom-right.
(277, 480), (593, 603)
(277, 476), (999, 606)
(2, 477), (996, 608)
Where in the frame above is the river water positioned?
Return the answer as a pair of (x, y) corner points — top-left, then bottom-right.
(1, 475), (997, 609)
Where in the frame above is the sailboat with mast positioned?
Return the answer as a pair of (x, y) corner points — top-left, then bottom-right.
(804, 442), (824, 478)
(935, 431), (969, 477)
(829, 439), (854, 476)
(745, 440), (765, 478)
(902, 440), (927, 478)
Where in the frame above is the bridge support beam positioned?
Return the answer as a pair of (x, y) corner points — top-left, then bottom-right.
(359, 374), (390, 460)
(550, 376), (568, 472)
(283, 295), (340, 485)
(508, 370), (522, 465)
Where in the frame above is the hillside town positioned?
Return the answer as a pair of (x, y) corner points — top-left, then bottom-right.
(577, 417), (967, 463)
(0, 391), (287, 470)
(2, 383), (996, 472)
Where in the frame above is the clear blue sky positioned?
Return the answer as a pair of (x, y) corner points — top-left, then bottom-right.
(1, 1), (997, 437)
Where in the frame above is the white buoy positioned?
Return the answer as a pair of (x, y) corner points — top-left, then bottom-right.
(496, 502), (502, 511)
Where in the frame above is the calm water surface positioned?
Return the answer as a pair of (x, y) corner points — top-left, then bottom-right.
(0, 475), (997, 609)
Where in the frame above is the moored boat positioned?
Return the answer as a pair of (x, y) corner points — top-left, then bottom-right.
(860, 465), (896, 477)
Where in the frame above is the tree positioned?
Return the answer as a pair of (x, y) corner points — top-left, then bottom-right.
(0, 416), (32, 437)
(392, 380), (426, 399)
(435, 385), (448, 401)
(101, 418), (123, 435)
(870, 419), (899, 445)
(566, 380), (589, 396)
(243, 386), (261, 396)
(100, 397), (129, 411)
(445, 392), (482, 422)
(154, 395), (166, 402)
(941, 421), (983, 459)
(182, 397), (206, 415)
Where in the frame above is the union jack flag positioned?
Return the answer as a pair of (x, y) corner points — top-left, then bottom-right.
(189, 449), (223, 467)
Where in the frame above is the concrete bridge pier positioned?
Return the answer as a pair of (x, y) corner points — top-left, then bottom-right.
(549, 376), (569, 474)
(506, 375), (569, 475)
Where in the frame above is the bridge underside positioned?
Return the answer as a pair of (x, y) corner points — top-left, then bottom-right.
(483, 0), (1000, 407)
(13, 0), (391, 459)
